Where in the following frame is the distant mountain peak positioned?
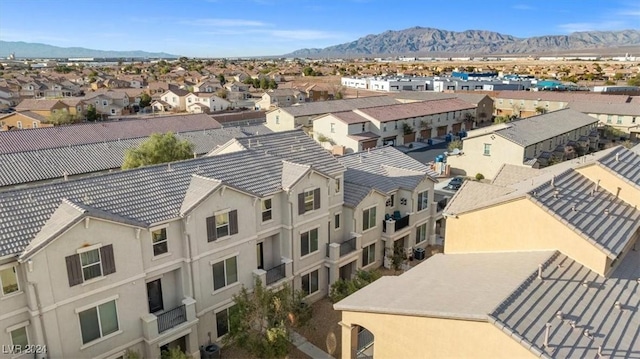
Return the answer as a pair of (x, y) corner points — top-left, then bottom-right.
(284, 27), (640, 58)
(0, 41), (180, 59)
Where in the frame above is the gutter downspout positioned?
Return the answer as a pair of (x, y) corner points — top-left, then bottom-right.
(28, 281), (49, 359)
(182, 217), (196, 300)
(288, 193), (295, 288)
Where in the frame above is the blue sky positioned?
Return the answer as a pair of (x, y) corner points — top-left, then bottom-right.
(1, 0), (638, 57)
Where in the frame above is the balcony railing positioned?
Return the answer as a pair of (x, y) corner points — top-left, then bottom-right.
(383, 214), (410, 233)
(266, 263), (286, 285)
(437, 198), (449, 212)
(157, 304), (187, 333)
(339, 237), (357, 256)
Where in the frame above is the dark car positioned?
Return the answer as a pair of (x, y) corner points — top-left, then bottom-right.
(445, 176), (465, 191)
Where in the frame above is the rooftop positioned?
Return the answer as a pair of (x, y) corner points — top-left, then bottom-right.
(496, 91), (631, 104)
(356, 98), (475, 123)
(272, 96), (400, 117)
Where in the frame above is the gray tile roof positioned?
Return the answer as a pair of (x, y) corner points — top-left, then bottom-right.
(0, 140), (338, 256)
(569, 101), (640, 116)
(492, 164), (541, 187)
(491, 250), (640, 358)
(334, 251), (556, 320)
(343, 181), (376, 208)
(281, 161), (310, 191)
(337, 147), (437, 203)
(233, 130), (345, 176)
(273, 96), (400, 117)
(528, 169), (640, 258)
(494, 109), (598, 147)
(0, 126), (272, 188)
(0, 114), (222, 154)
(596, 147), (640, 189)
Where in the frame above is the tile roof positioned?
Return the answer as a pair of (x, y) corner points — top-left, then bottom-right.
(337, 146), (437, 205)
(281, 161), (310, 191)
(231, 130), (345, 176)
(356, 98), (475, 123)
(15, 99), (64, 111)
(0, 126), (268, 188)
(0, 114), (222, 154)
(335, 251), (556, 320)
(347, 132), (380, 141)
(569, 101), (640, 116)
(596, 147), (640, 189)
(495, 91), (631, 104)
(444, 181), (516, 215)
(0, 140), (338, 256)
(491, 250), (640, 358)
(327, 111), (370, 124)
(494, 109), (598, 147)
(527, 169), (640, 258)
(343, 181), (378, 208)
(491, 164), (541, 187)
(274, 96), (400, 117)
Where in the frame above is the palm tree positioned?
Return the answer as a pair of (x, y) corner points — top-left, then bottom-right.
(463, 112), (475, 130)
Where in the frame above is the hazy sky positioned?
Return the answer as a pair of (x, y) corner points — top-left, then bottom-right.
(1, 0), (638, 57)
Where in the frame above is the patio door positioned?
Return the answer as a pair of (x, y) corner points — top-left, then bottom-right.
(256, 242), (264, 270)
(147, 279), (164, 313)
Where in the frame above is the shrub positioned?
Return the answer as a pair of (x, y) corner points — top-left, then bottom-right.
(475, 173), (485, 181)
(447, 140), (463, 152)
(329, 270), (382, 303)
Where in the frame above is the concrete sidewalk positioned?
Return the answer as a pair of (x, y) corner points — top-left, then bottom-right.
(290, 331), (335, 359)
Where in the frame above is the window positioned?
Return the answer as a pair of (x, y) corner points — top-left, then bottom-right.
(362, 243), (375, 267)
(416, 223), (427, 244)
(334, 178), (341, 194)
(383, 124), (387, 132)
(298, 188), (320, 214)
(81, 249), (102, 281)
(206, 210), (238, 241)
(16, 121), (22, 129)
(262, 199), (272, 222)
(275, 115), (280, 124)
(632, 117), (636, 124)
(32, 122), (38, 128)
(361, 123), (366, 132)
(301, 270), (319, 295)
(362, 206), (376, 231)
(215, 305), (237, 338)
(616, 116), (622, 124)
(151, 228), (168, 256)
(212, 256), (238, 291)
(66, 245), (116, 287)
(330, 123), (335, 133)
(102, 100), (108, 106)
(483, 143), (491, 156)
(334, 213), (341, 230)
(10, 326), (28, 350)
(0, 266), (19, 295)
(607, 115), (612, 124)
(78, 300), (119, 344)
(417, 190), (429, 212)
(300, 228), (319, 256)
(394, 121), (398, 130)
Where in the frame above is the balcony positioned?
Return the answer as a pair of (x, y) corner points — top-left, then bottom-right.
(253, 258), (293, 287)
(142, 297), (196, 341)
(326, 234), (362, 262)
(157, 305), (186, 333)
(382, 214), (410, 233)
(265, 262), (286, 285)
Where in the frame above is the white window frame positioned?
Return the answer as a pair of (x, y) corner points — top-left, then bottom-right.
(301, 269), (319, 296)
(150, 227), (169, 257)
(211, 254), (238, 292)
(79, 247), (103, 282)
(362, 243), (376, 267)
(417, 190), (429, 212)
(215, 211), (230, 239)
(303, 190), (315, 212)
(416, 222), (427, 244)
(215, 304), (237, 339)
(334, 212), (341, 230)
(334, 177), (341, 194)
(75, 296), (121, 347)
(261, 198), (273, 223)
(483, 143), (491, 156)
(300, 227), (319, 257)
(362, 205), (377, 231)
(16, 121), (22, 129)
(330, 123), (335, 133)
(0, 264), (21, 296)
(6, 321), (30, 352)
(32, 122), (38, 128)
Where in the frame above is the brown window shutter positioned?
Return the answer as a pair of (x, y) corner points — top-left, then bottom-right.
(65, 254), (83, 286)
(229, 210), (238, 235)
(298, 193), (305, 215)
(206, 216), (217, 242)
(100, 244), (116, 275)
(313, 188), (321, 210)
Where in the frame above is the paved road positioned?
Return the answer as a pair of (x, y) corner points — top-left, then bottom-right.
(405, 141), (449, 167)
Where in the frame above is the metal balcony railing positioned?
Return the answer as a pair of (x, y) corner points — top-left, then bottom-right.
(383, 214), (410, 232)
(157, 304), (186, 333)
(339, 237), (357, 256)
(265, 263), (286, 285)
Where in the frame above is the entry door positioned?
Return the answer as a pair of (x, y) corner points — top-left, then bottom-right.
(147, 279), (164, 313)
(257, 242), (264, 270)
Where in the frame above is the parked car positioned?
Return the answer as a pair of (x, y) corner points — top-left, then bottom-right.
(445, 176), (465, 191)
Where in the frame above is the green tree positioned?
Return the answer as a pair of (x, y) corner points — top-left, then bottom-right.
(122, 132), (195, 169)
(627, 74), (640, 86)
(224, 278), (311, 359)
(86, 105), (99, 122)
(268, 78), (278, 89)
(493, 115), (511, 124)
(259, 77), (269, 89)
(252, 78), (260, 89)
(535, 106), (547, 115)
(48, 111), (79, 125)
(303, 66), (316, 76)
(217, 74), (226, 85)
(329, 270), (381, 303)
(139, 93), (152, 108)
(448, 140), (463, 152)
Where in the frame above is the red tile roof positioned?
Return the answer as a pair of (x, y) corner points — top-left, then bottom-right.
(495, 91), (631, 104)
(356, 98), (475, 123)
(329, 111), (370, 124)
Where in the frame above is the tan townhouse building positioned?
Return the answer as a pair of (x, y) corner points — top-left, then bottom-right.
(492, 91), (631, 118)
(335, 145), (640, 359)
(0, 130), (436, 359)
(447, 109), (599, 179)
(255, 89), (306, 111)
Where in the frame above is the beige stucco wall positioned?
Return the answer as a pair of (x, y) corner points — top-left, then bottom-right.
(445, 198), (609, 275)
(590, 113), (640, 133)
(447, 134), (525, 179)
(576, 164), (640, 208)
(265, 109), (296, 132)
(340, 311), (534, 359)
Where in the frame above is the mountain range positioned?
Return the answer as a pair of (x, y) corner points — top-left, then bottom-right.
(285, 27), (640, 58)
(0, 41), (179, 59)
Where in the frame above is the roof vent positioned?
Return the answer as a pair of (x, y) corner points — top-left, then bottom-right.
(63, 171), (69, 181)
(543, 323), (552, 347)
(582, 280), (590, 287)
(571, 205), (576, 211)
(615, 153), (619, 162)
(556, 311), (564, 320)
(604, 208), (610, 216)
(597, 346), (603, 358)
(551, 175), (555, 187)
(569, 320), (577, 329)
(583, 329), (593, 340)
(167, 163), (172, 171)
(595, 179), (600, 192)
(553, 190), (559, 199)
(614, 301), (622, 311)
(537, 264), (543, 279)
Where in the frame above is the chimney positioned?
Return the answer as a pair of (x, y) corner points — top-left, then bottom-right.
(543, 323), (552, 347)
(537, 264), (543, 279)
